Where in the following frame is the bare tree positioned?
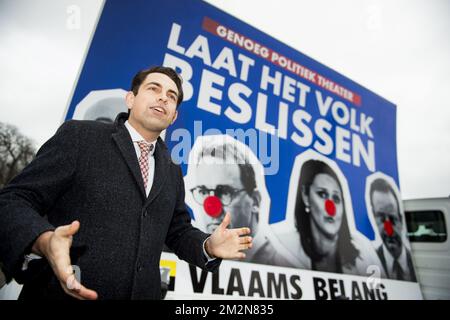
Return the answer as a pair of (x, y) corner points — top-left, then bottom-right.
(0, 262), (7, 288)
(0, 122), (36, 188)
(0, 122), (36, 288)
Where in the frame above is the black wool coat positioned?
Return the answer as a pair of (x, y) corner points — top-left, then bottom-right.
(0, 112), (220, 299)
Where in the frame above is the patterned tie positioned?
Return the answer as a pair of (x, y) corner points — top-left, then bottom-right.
(137, 141), (153, 190)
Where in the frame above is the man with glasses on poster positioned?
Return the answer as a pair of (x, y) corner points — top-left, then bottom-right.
(185, 135), (288, 266)
(189, 142), (261, 237)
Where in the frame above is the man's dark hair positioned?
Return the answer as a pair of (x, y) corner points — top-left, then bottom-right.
(196, 142), (257, 196)
(129, 66), (184, 111)
(369, 178), (401, 220)
(294, 160), (359, 269)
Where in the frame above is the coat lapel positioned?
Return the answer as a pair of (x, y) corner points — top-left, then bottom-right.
(145, 137), (169, 207)
(377, 246), (388, 275)
(111, 113), (171, 204)
(112, 122), (146, 197)
(406, 249), (417, 282)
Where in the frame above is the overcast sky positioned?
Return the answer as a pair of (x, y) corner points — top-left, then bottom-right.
(0, 0), (449, 199)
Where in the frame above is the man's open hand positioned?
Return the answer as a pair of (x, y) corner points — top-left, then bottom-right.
(205, 212), (253, 259)
(32, 221), (98, 300)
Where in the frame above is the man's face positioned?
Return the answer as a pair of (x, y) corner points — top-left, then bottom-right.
(126, 72), (178, 135)
(372, 190), (403, 258)
(192, 157), (257, 234)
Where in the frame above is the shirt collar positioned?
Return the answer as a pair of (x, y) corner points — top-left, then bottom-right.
(124, 120), (156, 156)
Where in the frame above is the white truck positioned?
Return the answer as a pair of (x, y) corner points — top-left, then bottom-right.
(403, 197), (450, 299)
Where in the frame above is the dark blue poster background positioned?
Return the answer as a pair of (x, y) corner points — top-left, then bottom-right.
(66, 0), (398, 242)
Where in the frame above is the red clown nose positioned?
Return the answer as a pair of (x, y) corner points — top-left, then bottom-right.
(325, 199), (336, 217)
(384, 220), (394, 237)
(203, 196), (223, 218)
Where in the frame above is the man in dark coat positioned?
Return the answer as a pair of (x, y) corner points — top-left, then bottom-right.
(369, 178), (417, 282)
(0, 66), (253, 299)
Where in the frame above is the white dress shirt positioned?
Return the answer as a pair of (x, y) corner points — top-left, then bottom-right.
(125, 120), (156, 196)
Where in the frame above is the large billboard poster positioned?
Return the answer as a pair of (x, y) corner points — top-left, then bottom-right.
(66, 0), (422, 299)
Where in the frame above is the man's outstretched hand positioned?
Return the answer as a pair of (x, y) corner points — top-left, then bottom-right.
(205, 212), (253, 259)
(32, 221), (98, 300)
